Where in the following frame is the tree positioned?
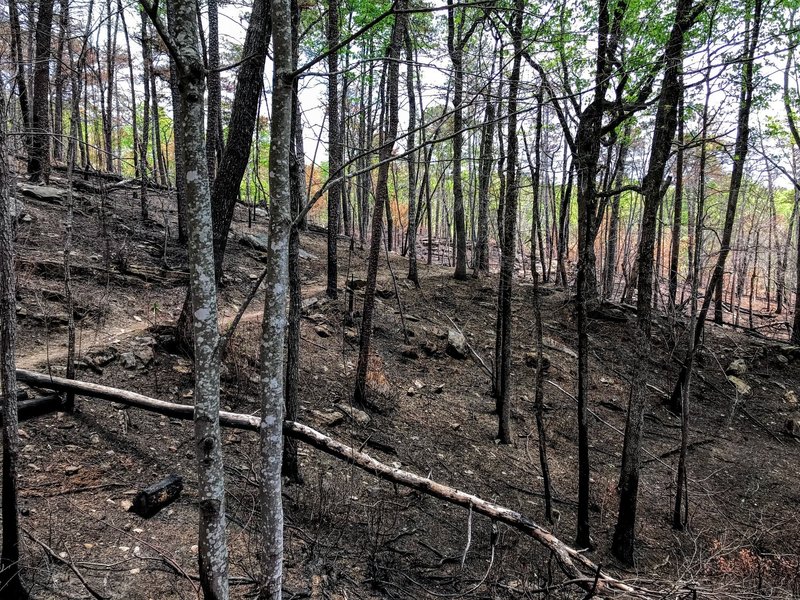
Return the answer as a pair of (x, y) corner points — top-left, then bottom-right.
(612, 0), (703, 564)
(495, 0), (523, 444)
(140, 0), (231, 594)
(257, 0), (294, 593)
(447, 0), (481, 281)
(353, 2), (406, 408)
(326, 0), (342, 299)
(28, 0), (55, 182)
(0, 84), (28, 600)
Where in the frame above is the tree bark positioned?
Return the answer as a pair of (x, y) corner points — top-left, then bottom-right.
(326, 0), (342, 298)
(0, 86), (29, 600)
(28, 0), (55, 182)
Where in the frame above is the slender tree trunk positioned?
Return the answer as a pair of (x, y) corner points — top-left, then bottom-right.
(9, 0), (32, 157)
(353, 5), (405, 407)
(495, 0), (523, 445)
(28, 0), (55, 182)
(143, 0), (232, 593)
(670, 0), (763, 410)
(405, 29), (419, 286)
(613, 0), (702, 564)
(283, 0), (303, 485)
(206, 0), (221, 181)
(668, 87), (685, 309)
(0, 86), (29, 600)
(474, 86), (495, 276)
(326, 0), (341, 298)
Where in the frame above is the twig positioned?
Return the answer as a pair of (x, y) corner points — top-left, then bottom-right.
(25, 529), (108, 600)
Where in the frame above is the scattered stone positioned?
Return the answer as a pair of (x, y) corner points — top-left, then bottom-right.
(16, 304), (27, 318)
(89, 433), (101, 445)
(306, 313), (326, 324)
(134, 336), (157, 347)
(434, 383), (444, 394)
(298, 248), (317, 260)
(421, 340), (439, 356)
(310, 409), (345, 427)
(18, 183), (65, 204)
(785, 418), (800, 437)
(524, 352), (551, 370)
(400, 345), (419, 359)
(334, 403), (371, 425)
(314, 325), (333, 338)
(239, 233), (270, 253)
(784, 390), (798, 405)
(446, 330), (468, 359)
(134, 346), (154, 367)
(344, 328), (359, 344)
(88, 347), (118, 367)
(120, 352), (138, 370)
(64, 465), (81, 476)
(727, 375), (751, 396)
(20, 213), (33, 223)
(725, 358), (748, 376)
(254, 207), (269, 219)
(376, 288), (394, 300)
(301, 297), (319, 312)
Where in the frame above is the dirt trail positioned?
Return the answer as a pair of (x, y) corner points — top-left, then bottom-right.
(17, 281), (330, 371)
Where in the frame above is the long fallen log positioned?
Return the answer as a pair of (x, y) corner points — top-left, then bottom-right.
(16, 369), (649, 597)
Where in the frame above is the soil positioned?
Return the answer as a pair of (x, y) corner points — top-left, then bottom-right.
(10, 172), (800, 599)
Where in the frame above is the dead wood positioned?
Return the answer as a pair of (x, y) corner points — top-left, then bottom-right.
(16, 368), (656, 597)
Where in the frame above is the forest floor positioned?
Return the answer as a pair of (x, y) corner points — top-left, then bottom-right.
(9, 172), (800, 599)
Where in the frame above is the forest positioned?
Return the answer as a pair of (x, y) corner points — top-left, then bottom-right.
(1, 0), (800, 597)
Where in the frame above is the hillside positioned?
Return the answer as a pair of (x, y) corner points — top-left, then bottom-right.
(10, 174), (800, 599)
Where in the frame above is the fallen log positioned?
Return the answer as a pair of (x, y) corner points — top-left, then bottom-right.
(16, 369), (650, 597)
(0, 394), (65, 425)
(130, 474), (183, 518)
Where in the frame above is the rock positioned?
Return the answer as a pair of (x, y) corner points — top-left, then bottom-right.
(784, 390), (798, 405)
(376, 288), (394, 299)
(524, 351), (551, 370)
(314, 325), (333, 338)
(334, 403), (371, 425)
(725, 358), (747, 376)
(400, 345), (419, 359)
(446, 330), (468, 359)
(20, 213), (33, 223)
(134, 336), (157, 347)
(301, 297), (319, 312)
(134, 346), (154, 367)
(298, 248), (317, 260)
(85, 346), (117, 367)
(310, 409), (345, 427)
(239, 233), (270, 252)
(120, 352), (138, 370)
(785, 418), (800, 437)
(64, 465), (81, 476)
(18, 183), (65, 204)
(421, 340), (439, 356)
(344, 328), (359, 344)
(254, 207), (269, 219)
(727, 375), (751, 396)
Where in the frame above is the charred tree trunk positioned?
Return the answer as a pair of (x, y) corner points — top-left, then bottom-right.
(326, 0), (341, 299)
(28, 0), (55, 182)
(353, 5), (405, 407)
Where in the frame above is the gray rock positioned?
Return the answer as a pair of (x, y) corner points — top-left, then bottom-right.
(400, 345), (419, 359)
(727, 375), (751, 396)
(120, 352), (138, 370)
(310, 409), (345, 427)
(18, 183), (65, 204)
(134, 346), (154, 367)
(784, 390), (798, 405)
(239, 233), (270, 252)
(725, 358), (747, 376)
(446, 330), (468, 359)
(334, 403), (371, 425)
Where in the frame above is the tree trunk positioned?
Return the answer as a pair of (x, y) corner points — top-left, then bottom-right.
(495, 0), (522, 445)
(258, 0), (294, 594)
(405, 29), (419, 286)
(613, 0), (702, 564)
(353, 5), (405, 407)
(325, 0), (341, 299)
(0, 86), (29, 600)
(28, 0), (55, 182)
